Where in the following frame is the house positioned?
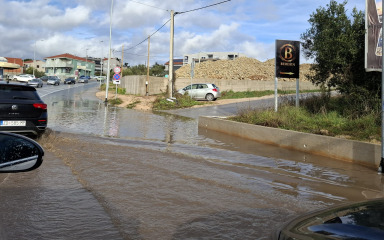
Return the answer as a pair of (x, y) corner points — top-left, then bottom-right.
(183, 52), (246, 65)
(102, 58), (121, 74)
(44, 53), (95, 79)
(24, 60), (45, 72)
(2, 57), (23, 78)
(164, 59), (183, 71)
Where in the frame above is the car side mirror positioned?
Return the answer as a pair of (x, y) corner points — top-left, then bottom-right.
(0, 132), (44, 173)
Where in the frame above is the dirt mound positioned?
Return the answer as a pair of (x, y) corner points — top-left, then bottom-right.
(175, 57), (313, 82)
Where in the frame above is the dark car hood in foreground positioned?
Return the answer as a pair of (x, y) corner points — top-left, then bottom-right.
(275, 199), (384, 240)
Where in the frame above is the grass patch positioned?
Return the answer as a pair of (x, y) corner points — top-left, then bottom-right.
(229, 94), (381, 143)
(220, 89), (319, 99)
(126, 101), (141, 109)
(100, 84), (126, 94)
(108, 98), (123, 106)
(153, 93), (206, 110)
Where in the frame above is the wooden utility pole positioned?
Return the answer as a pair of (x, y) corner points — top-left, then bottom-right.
(146, 35), (150, 96)
(168, 10), (174, 98)
(121, 44), (124, 78)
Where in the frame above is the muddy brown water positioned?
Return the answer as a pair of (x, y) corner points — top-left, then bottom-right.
(0, 85), (383, 239)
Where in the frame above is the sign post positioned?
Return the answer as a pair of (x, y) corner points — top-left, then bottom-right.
(275, 40), (300, 111)
(113, 67), (121, 100)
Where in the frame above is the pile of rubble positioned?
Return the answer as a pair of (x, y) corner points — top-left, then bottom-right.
(175, 57), (313, 82)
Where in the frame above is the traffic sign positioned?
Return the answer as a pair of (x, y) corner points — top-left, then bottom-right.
(113, 74), (120, 80)
(113, 80), (120, 85)
(114, 67), (121, 74)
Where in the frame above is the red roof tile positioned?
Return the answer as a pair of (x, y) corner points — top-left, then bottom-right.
(44, 53), (93, 63)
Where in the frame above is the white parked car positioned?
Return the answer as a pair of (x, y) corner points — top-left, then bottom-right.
(13, 74), (35, 82)
(94, 76), (106, 82)
(177, 83), (221, 101)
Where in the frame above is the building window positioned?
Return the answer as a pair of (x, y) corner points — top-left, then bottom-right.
(208, 54), (213, 59)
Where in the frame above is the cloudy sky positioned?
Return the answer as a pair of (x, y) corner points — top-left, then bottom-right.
(0, 0), (365, 66)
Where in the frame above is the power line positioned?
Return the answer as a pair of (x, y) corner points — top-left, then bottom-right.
(116, 0), (231, 55)
(127, 0), (169, 12)
(116, 18), (171, 53)
(175, 0), (231, 15)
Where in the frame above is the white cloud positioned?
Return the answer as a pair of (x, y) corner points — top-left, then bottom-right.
(0, 0), (366, 65)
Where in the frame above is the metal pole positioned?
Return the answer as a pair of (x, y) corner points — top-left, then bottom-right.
(296, 78), (299, 107)
(33, 41), (36, 77)
(168, 10), (174, 98)
(85, 48), (88, 78)
(274, 77), (278, 112)
(146, 35), (150, 96)
(100, 41), (103, 87)
(380, 0), (384, 173)
(105, 0), (113, 104)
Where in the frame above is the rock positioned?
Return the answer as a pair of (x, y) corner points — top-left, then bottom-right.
(175, 57), (314, 82)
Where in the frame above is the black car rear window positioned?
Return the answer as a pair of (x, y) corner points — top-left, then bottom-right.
(0, 85), (40, 100)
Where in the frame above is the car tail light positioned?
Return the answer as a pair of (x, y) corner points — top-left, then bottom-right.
(33, 103), (47, 110)
(212, 88), (218, 92)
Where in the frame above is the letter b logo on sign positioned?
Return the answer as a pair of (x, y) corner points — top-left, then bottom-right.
(280, 44), (296, 62)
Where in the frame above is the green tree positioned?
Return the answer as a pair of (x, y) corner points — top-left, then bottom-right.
(150, 62), (166, 77)
(25, 67), (45, 78)
(301, 0), (380, 95)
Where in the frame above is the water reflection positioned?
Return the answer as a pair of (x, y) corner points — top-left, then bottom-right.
(46, 91), (201, 146)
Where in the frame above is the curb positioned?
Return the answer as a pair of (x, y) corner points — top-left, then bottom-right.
(198, 116), (380, 169)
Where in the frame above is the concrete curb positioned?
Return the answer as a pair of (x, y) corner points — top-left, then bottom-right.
(198, 116), (380, 169)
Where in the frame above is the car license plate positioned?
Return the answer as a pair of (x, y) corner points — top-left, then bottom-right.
(0, 121), (26, 126)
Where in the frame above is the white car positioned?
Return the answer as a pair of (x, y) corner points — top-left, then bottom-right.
(177, 83), (221, 101)
(13, 74), (35, 82)
(94, 76), (106, 82)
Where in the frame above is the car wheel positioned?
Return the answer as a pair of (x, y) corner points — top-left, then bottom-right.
(13, 78), (17, 81)
(205, 93), (214, 101)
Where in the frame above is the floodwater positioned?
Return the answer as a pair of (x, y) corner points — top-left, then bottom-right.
(1, 84), (383, 239)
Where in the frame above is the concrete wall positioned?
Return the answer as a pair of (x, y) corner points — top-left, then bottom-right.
(198, 116), (381, 169)
(175, 78), (319, 92)
(121, 75), (168, 95)
(120, 76), (320, 96)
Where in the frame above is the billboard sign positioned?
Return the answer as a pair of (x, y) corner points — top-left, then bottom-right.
(275, 40), (300, 78)
(366, 0), (383, 71)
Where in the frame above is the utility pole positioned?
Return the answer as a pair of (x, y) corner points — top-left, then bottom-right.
(100, 40), (103, 87)
(146, 35), (150, 96)
(33, 41), (36, 77)
(85, 48), (88, 78)
(105, 0), (113, 104)
(121, 44), (124, 79)
(168, 10), (175, 98)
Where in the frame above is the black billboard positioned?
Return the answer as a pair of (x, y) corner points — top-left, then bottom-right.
(275, 40), (300, 78)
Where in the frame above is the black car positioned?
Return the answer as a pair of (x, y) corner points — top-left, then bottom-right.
(64, 77), (76, 84)
(274, 199), (384, 239)
(0, 83), (47, 137)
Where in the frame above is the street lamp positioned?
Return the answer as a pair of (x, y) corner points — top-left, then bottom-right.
(100, 40), (104, 87)
(85, 48), (89, 78)
(33, 39), (44, 77)
(105, 0), (114, 103)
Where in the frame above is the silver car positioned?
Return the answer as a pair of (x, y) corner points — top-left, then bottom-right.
(27, 78), (43, 88)
(47, 76), (61, 85)
(178, 83), (221, 101)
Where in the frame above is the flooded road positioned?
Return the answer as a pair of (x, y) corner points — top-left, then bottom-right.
(1, 83), (384, 239)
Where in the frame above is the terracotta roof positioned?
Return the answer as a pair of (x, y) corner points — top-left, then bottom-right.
(44, 53), (93, 63)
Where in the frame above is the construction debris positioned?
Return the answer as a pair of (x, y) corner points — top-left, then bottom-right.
(175, 57), (314, 82)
